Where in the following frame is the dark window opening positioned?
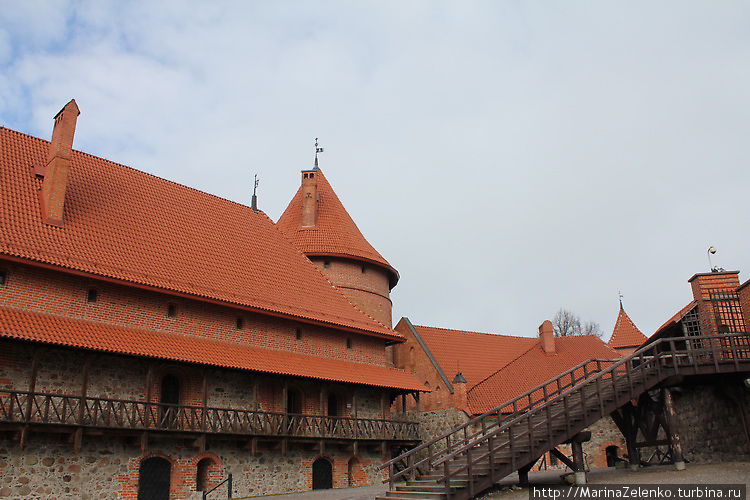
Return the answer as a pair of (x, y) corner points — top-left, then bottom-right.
(346, 338), (352, 349)
(86, 288), (98, 303)
(606, 446), (621, 467)
(286, 388), (302, 414)
(361, 264), (366, 273)
(310, 172), (315, 178)
(312, 458), (333, 490)
(295, 328), (302, 340)
(323, 260), (331, 269)
(138, 457), (171, 500)
(160, 375), (180, 429)
(0, 271), (6, 286)
(167, 303), (177, 318)
(327, 393), (339, 417)
(236, 317), (244, 330)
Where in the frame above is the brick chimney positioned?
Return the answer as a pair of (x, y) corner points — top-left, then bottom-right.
(539, 320), (556, 355)
(452, 372), (468, 410)
(688, 270), (742, 335)
(300, 170), (318, 227)
(40, 99), (80, 226)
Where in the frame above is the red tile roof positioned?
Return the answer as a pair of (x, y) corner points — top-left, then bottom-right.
(468, 336), (621, 415)
(0, 306), (424, 391)
(0, 127), (398, 341)
(411, 325), (538, 389)
(651, 301), (698, 339)
(608, 306), (647, 349)
(277, 169), (398, 285)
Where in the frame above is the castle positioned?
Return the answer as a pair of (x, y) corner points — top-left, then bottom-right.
(2, 101), (749, 499)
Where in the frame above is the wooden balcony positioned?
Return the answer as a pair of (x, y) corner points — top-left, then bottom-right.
(0, 390), (419, 442)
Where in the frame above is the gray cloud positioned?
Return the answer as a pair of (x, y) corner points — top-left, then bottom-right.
(1, 0), (748, 338)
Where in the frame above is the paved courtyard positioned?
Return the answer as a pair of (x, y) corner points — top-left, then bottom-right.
(243, 462), (750, 499)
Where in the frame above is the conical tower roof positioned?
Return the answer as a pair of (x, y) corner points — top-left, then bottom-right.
(608, 305), (647, 349)
(277, 169), (399, 286)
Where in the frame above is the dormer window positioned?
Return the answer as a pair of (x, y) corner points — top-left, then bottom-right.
(86, 288), (98, 303)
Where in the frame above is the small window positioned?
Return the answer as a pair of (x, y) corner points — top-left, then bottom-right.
(86, 288), (98, 303)
(346, 338), (352, 349)
(295, 328), (302, 340)
(167, 303), (177, 318)
(236, 317), (244, 330)
(361, 264), (366, 273)
(0, 271), (6, 286)
(323, 261), (331, 269)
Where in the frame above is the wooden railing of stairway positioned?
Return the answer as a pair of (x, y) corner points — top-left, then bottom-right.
(380, 332), (750, 500)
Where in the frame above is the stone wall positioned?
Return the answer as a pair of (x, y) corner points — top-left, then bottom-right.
(672, 380), (750, 464)
(0, 434), (386, 498)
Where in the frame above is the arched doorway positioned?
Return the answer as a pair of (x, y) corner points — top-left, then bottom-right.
(606, 445), (621, 467)
(312, 457), (333, 490)
(347, 456), (364, 487)
(138, 457), (171, 500)
(160, 375), (180, 428)
(196, 457), (219, 492)
(327, 393), (338, 417)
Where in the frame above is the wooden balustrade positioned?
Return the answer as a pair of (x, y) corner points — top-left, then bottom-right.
(0, 391), (418, 441)
(381, 332), (750, 498)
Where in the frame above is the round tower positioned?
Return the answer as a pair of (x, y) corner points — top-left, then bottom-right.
(277, 168), (398, 327)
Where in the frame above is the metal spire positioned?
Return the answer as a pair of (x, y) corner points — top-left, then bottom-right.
(618, 290), (624, 310)
(251, 174), (259, 212)
(314, 138), (324, 170)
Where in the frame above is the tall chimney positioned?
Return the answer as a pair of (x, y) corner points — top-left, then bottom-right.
(300, 170), (318, 227)
(688, 270), (742, 335)
(539, 319), (556, 355)
(40, 99), (80, 226)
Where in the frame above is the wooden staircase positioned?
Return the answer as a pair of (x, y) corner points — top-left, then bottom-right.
(378, 333), (750, 500)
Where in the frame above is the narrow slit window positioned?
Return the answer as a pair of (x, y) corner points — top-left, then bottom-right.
(295, 328), (302, 340)
(167, 303), (177, 318)
(236, 317), (244, 330)
(86, 288), (98, 303)
(361, 264), (366, 273)
(346, 338), (352, 349)
(0, 271), (6, 286)
(323, 261), (331, 269)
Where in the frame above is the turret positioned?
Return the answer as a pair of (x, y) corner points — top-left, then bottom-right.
(277, 168), (398, 327)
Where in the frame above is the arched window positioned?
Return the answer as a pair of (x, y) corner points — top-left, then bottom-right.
(286, 388), (302, 415)
(312, 457), (333, 490)
(347, 456), (363, 487)
(138, 456), (171, 500)
(327, 393), (339, 417)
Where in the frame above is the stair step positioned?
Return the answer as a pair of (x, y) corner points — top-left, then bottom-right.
(383, 491), (448, 499)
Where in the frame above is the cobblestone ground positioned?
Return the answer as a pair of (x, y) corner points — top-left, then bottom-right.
(244, 462), (750, 500)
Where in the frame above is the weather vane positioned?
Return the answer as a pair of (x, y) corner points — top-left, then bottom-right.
(314, 138), (324, 169)
(251, 174), (259, 212)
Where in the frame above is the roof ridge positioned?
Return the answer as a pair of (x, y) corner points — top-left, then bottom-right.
(412, 324), (530, 340)
(0, 126), (261, 213)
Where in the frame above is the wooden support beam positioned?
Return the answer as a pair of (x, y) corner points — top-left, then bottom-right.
(352, 440), (358, 457)
(281, 438), (288, 457)
(662, 387), (685, 470)
(25, 347), (40, 420)
(145, 364), (154, 403)
(72, 427), (83, 453)
(517, 458), (537, 486)
(401, 394), (406, 414)
(413, 392), (420, 413)
(282, 380), (288, 414)
(572, 440), (586, 484)
(381, 392), (388, 420)
(320, 385), (326, 416)
(550, 447), (576, 471)
(19, 426), (29, 450)
(381, 441), (387, 458)
(352, 390), (358, 418)
(252, 376), (259, 410)
(319, 439), (325, 456)
(140, 432), (148, 453)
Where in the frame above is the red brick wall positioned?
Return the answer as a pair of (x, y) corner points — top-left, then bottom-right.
(310, 257), (392, 328)
(689, 272), (742, 336)
(0, 261), (389, 366)
(737, 281), (750, 331)
(391, 319), (449, 412)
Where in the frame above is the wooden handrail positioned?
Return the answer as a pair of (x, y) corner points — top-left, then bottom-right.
(382, 332), (750, 489)
(0, 391), (419, 441)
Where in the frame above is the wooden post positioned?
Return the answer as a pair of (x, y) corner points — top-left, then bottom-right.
(320, 385), (326, 415)
(252, 376), (259, 410)
(517, 463), (532, 486)
(282, 380), (288, 413)
(571, 441), (586, 484)
(401, 394), (406, 414)
(25, 347), (40, 421)
(662, 388), (685, 470)
(201, 370), (208, 431)
(352, 390), (358, 418)
(414, 392), (420, 413)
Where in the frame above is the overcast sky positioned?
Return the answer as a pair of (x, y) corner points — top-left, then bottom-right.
(1, 1), (748, 339)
